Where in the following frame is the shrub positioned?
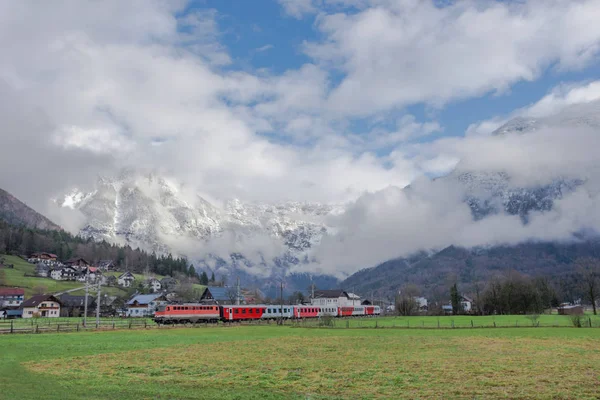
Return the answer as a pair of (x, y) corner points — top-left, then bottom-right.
(570, 315), (583, 328)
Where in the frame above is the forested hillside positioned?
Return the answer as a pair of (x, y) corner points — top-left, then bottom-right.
(0, 219), (199, 279)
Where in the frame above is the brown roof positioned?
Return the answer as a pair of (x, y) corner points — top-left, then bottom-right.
(21, 295), (62, 308)
(0, 288), (25, 296)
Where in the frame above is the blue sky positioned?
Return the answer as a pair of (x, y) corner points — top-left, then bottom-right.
(184, 0), (600, 149)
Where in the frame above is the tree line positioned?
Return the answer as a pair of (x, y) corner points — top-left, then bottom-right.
(0, 220), (200, 279)
(396, 258), (600, 316)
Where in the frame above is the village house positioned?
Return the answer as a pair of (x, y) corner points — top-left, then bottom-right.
(98, 260), (116, 271)
(21, 295), (62, 318)
(50, 266), (77, 281)
(76, 267), (103, 284)
(0, 288), (25, 308)
(63, 257), (91, 271)
(118, 271), (135, 287)
(35, 263), (50, 278)
(105, 275), (118, 286)
(143, 278), (162, 293)
(160, 277), (178, 291)
(414, 297), (429, 312)
(125, 293), (167, 317)
(310, 290), (362, 308)
(58, 294), (92, 317)
(28, 252), (58, 263)
(200, 286), (243, 305)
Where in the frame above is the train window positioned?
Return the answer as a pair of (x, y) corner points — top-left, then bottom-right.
(242, 309), (246, 314)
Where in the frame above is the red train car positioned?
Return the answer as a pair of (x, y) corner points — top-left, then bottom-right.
(154, 304), (220, 324)
(294, 306), (320, 319)
(222, 305), (266, 322)
(364, 306), (375, 316)
(338, 306), (354, 317)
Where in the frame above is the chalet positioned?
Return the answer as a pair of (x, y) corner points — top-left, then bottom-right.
(21, 295), (62, 318)
(125, 294), (167, 317)
(59, 294), (93, 317)
(76, 267), (103, 283)
(414, 297), (429, 312)
(118, 272), (135, 287)
(28, 252), (58, 263)
(460, 295), (473, 313)
(143, 278), (162, 293)
(50, 266), (77, 281)
(310, 290), (362, 307)
(35, 263), (50, 277)
(200, 286), (241, 305)
(0, 288), (25, 307)
(105, 275), (118, 286)
(64, 257), (91, 270)
(160, 277), (178, 291)
(98, 260), (116, 271)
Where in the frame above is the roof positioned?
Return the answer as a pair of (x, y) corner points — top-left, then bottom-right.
(6, 309), (22, 316)
(313, 290), (348, 299)
(126, 293), (166, 306)
(21, 295), (62, 308)
(65, 258), (90, 265)
(200, 286), (236, 303)
(0, 288), (25, 296)
(59, 294), (94, 308)
(119, 271), (135, 279)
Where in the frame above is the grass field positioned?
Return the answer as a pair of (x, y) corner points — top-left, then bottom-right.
(1, 325), (600, 399)
(0, 255), (129, 297)
(0, 255), (209, 297)
(303, 314), (600, 328)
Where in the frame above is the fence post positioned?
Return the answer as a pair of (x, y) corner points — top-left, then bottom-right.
(589, 317), (592, 328)
(494, 321), (496, 328)
(77, 323), (79, 332)
(113, 322), (115, 330)
(57, 324), (60, 332)
(10, 320), (13, 334)
(144, 320), (147, 329)
(451, 320), (454, 329)
(375, 320), (378, 329)
(471, 320), (474, 328)
(129, 320), (132, 329)
(36, 324), (38, 333)
(437, 320), (440, 329)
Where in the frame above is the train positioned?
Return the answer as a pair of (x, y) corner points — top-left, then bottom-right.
(153, 303), (381, 324)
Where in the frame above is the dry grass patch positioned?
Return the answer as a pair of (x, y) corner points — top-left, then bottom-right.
(25, 334), (600, 399)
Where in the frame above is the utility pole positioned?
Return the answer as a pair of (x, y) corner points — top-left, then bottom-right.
(83, 268), (89, 327)
(311, 275), (314, 301)
(236, 276), (240, 306)
(279, 281), (284, 326)
(96, 282), (101, 327)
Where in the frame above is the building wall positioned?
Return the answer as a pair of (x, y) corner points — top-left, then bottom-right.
(22, 301), (61, 318)
(0, 295), (24, 307)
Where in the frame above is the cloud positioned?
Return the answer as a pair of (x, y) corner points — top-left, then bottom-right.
(255, 44), (274, 53)
(2, 0), (600, 280)
(310, 121), (600, 277)
(300, 0), (600, 117)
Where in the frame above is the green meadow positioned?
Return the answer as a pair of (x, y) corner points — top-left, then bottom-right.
(1, 324), (600, 399)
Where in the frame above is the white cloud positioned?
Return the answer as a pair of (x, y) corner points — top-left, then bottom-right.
(300, 0), (600, 117)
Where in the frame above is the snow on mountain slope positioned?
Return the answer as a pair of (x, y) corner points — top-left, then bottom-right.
(58, 170), (343, 278)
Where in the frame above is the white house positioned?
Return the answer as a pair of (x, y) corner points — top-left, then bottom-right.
(125, 294), (167, 317)
(143, 278), (162, 293)
(21, 295), (62, 318)
(0, 288), (25, 307)
(414, 297), (428, 311)
(461, 295), (473, 313)
(310, 290), (362, 307)
(50, 266), (77, 281)
(118, 272), (136, 288)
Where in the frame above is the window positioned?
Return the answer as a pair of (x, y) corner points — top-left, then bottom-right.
(242, 309), (246, 314)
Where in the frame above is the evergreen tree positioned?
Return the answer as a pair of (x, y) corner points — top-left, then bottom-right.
(200, 271), (209, 285)
(450, 283), (462, 315)
(210, 271), (215, 283)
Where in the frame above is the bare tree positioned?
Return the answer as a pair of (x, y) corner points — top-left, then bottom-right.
(576, 258), (600, 315)
(395, 284), (420, 316)
(226, 286), (239, 305)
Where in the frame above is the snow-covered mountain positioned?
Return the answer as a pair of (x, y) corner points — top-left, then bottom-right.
(57, 169), (343, 284)
(56, 100), (600, 292)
